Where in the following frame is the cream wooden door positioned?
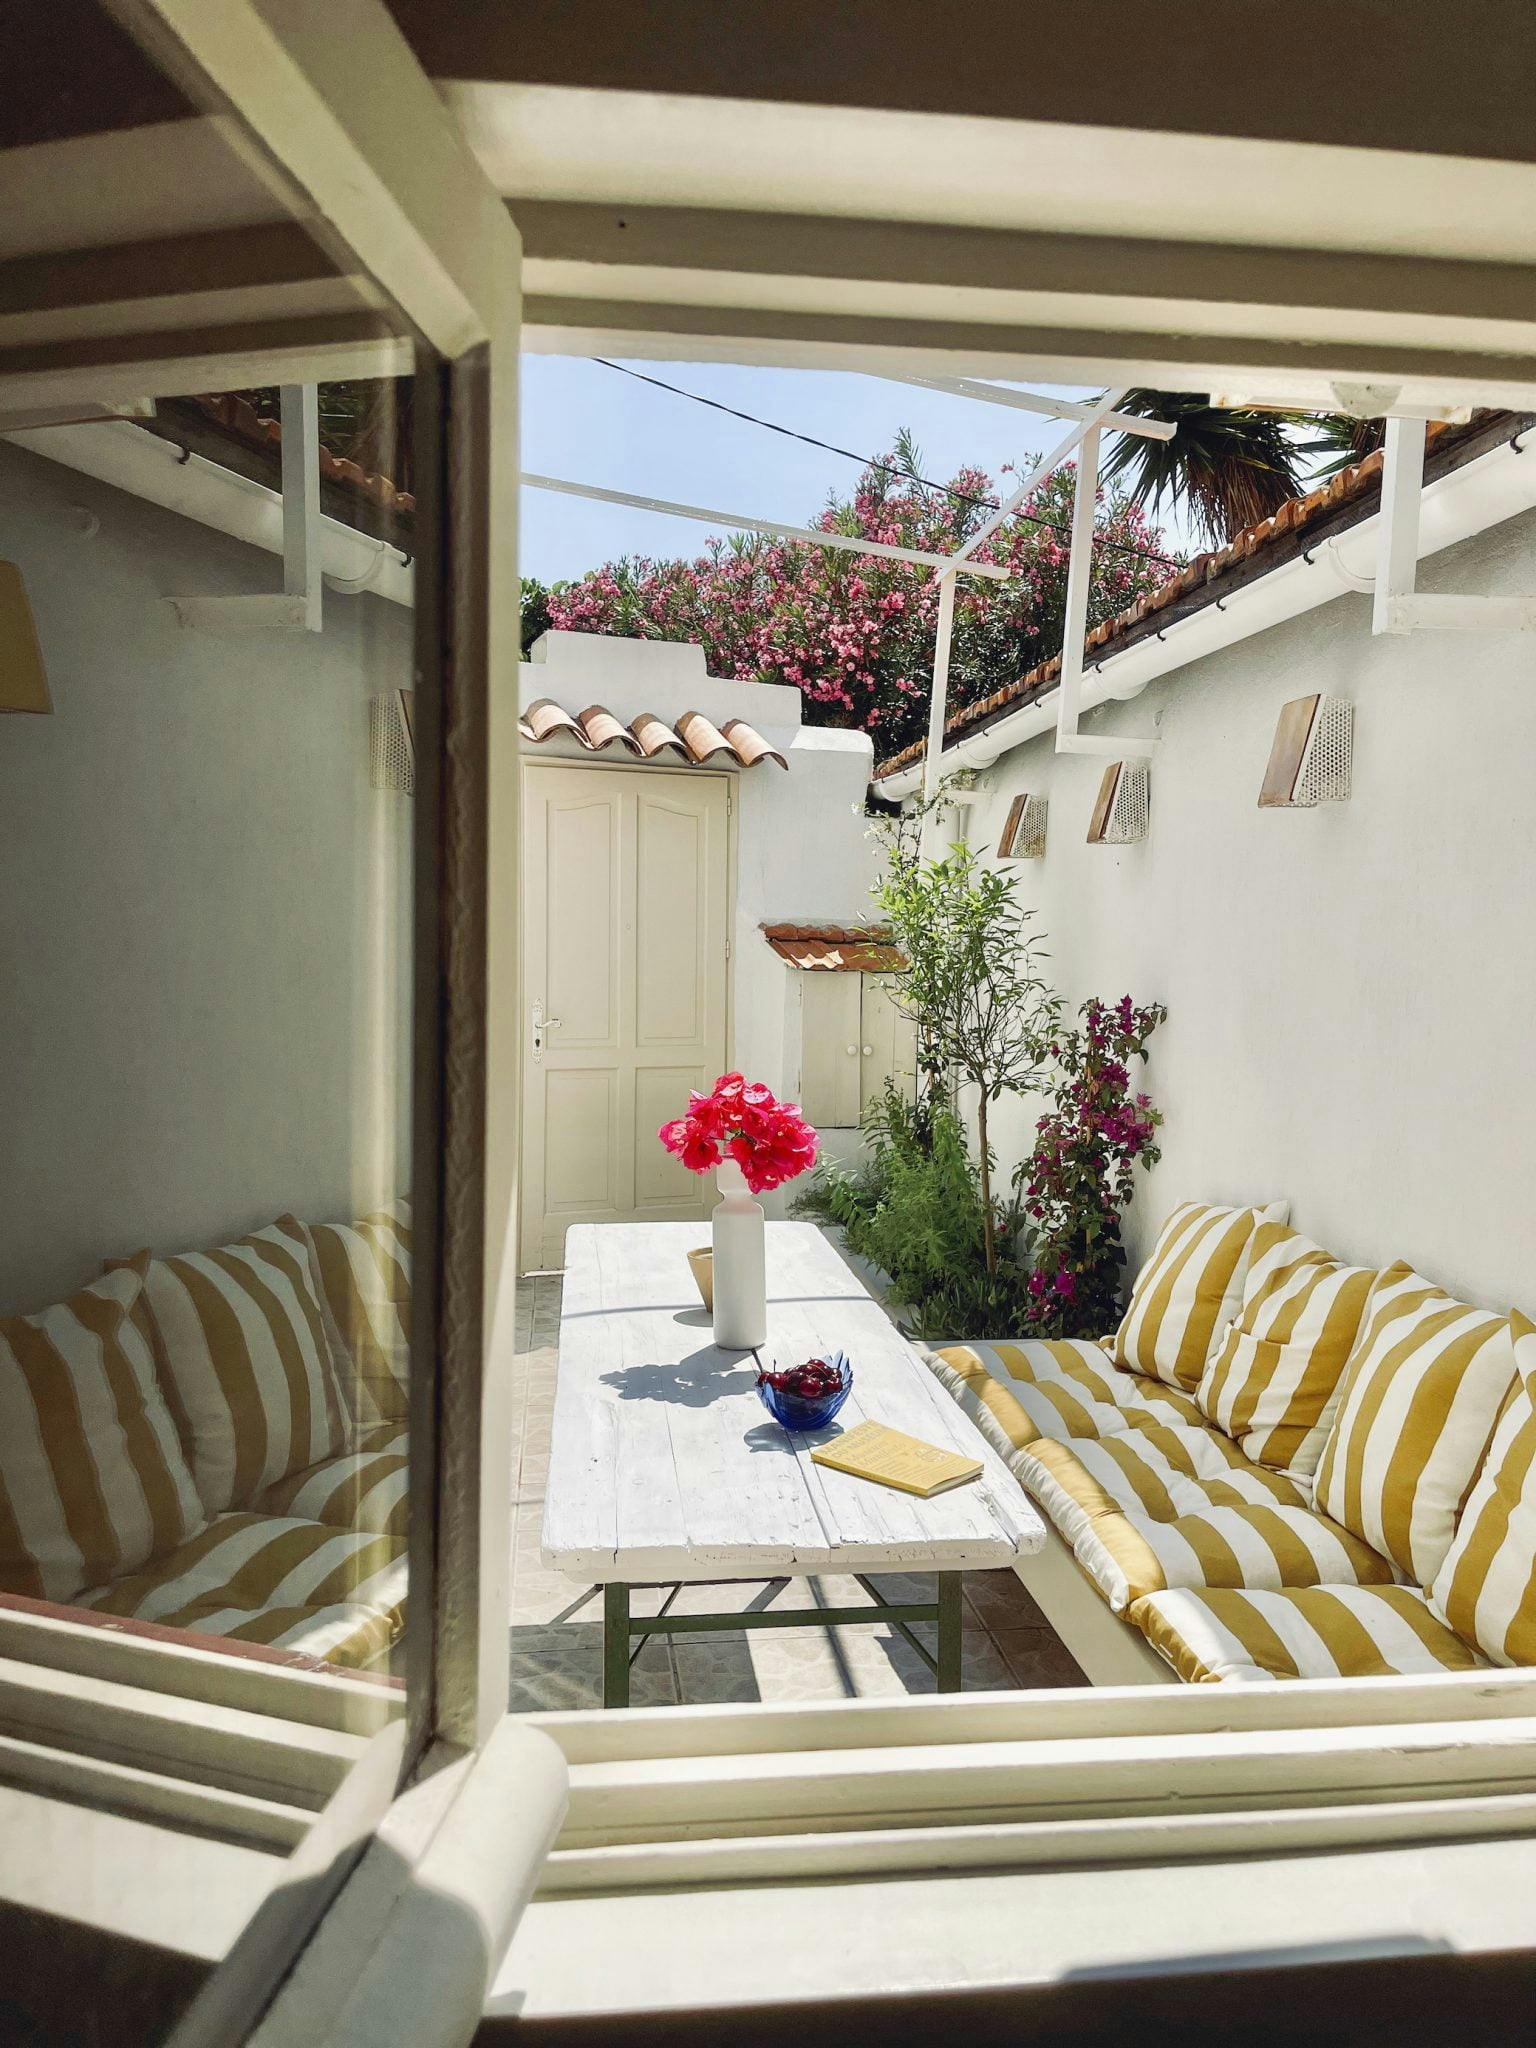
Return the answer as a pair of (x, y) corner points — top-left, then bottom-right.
(520, 763), (730, 1270)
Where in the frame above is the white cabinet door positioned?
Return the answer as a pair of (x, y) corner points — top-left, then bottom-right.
(860, 975), (918, 1117)
(520, 764), (729, 1269)
(797, 973), (864, 1129)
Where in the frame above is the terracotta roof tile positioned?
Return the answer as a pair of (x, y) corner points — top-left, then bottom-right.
(519, 698), (787, 770)
(761, 921), (905, 971)
(874, 412), (1529, 780)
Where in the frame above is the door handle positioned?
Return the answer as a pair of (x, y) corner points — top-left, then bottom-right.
(531, 1000), (564, 1064)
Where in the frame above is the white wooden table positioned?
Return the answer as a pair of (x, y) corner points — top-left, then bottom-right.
(542, 1220), (1044, 1704)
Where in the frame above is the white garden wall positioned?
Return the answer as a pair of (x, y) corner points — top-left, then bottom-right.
(967, 503), (1536, 1312)
(0, 441), (413, 1311)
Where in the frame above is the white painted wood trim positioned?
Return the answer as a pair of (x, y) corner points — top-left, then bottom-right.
(1009, 1518), (1171, 1687)
(244, 1720), (568, 2048)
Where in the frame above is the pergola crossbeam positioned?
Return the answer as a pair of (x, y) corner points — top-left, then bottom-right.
(873, 371), (1176, 442)
(521, 472), (1009, 579)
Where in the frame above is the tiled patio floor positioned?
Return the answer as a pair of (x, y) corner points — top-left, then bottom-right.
(508, 1271), (1085, 1711)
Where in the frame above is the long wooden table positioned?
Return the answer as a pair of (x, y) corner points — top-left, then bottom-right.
(542, 1220), (1044, 1705)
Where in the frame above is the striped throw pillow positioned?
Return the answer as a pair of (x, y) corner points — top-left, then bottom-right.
(0, 1260), (203, 1601)
(1313, 1264), (1515, 1586)
(310, 1200), (411, 1427)
(133, 1217), (356, 1516)
(1428, 1310), (1536, 1666)
(1195, 1223), (1380, 1481)
(1113, 1200), (1290, 1392)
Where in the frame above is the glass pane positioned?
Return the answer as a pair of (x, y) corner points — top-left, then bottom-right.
(0, 8), (436, 2036)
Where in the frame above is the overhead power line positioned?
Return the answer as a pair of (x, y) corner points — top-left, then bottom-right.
(591, 357), (1183, 571)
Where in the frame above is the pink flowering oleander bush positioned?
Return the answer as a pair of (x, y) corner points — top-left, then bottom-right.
(548, 437), (1177, 755)
(1015, 996), (1167, 1339)
(659, 1073), (818, 1196)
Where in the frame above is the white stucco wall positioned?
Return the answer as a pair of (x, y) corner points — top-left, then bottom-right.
(965, 504), (1536, 1312)
(0, 442), (413, 1311)
(522, 632), (880, 1214)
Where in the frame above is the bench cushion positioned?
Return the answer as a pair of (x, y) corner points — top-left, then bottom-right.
(78, 1511), (404, 1669)
(1113, 1200), (1289, 1392)
(1314, 1264), (1515, 1585)
(258, 1423), (408, 1541)
(130, 1216), (356, 1516)
(311, 1200), (411, 1428)
(0, 1260), (203, 1602)
(1130, 1583), (1488, 1684)
(1429, 1309), (1536, 1667)
(1195, 1223), (1379, 1483)
(928, 1339), (1204, 1463)
(1018, 1424), (1396, 1612)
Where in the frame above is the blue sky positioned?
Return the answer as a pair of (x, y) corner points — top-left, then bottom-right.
(518, 356), (1199, 587)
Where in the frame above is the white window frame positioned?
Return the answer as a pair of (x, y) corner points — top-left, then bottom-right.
(50, 3), (1536, 2041)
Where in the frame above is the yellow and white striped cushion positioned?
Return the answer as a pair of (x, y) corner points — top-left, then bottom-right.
(134, 1217), (356, 1517)
(1113, 1200), (1289, 1392)
(1130, 1583), (1487, 1684)
(1313, 1264), (1515, 1587)
(1196, 1223), (1380, 1482)
(1017, 1420), (1395, 1612)
(79, 1510), (405, 1669)
(926, 1339), (1205, 1467)
(0, 1261), (203, 1602)
(311, 1201), (411, 1428)
(1428, 1310), (1536, 1667)
(259, 1424), (408, 1542)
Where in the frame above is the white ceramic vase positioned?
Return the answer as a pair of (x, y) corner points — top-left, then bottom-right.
(711, 1156), (767, 1349)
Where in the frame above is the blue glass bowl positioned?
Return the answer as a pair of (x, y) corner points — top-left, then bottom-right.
(756, 1351), (853, 1432)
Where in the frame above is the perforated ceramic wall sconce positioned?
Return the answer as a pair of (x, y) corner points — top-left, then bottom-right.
(0, 560), (51, 713)
(1087, 761), (1149, 844)
(370, 688), (415, 792)
(997, 792), (1048, 860)
(1259, 693), (1353, 808)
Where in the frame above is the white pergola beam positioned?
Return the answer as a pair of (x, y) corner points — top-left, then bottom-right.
(918, 568), (959, 855)
(1374, 416), (1536, 634)
(522, 473), (1009, 579)
(938, 385), (1128, 579)
(873, 371), (1177, 441)
(280, 383), (323, 634)
(1056, 421), (1153, 760)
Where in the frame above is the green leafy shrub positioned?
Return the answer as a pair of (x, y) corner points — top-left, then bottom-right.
(795, 1084), (1034, 1340)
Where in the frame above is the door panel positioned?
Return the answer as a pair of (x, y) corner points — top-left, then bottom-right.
(521, 764), (729, 1269)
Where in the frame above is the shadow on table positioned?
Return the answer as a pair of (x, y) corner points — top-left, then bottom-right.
(742, 1418), (848, 1454)
(599, 1354), (759, 1405)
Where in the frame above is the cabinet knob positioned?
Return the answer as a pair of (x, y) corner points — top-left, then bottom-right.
(862, 1045), (873, 1056)
(845, 1044), (857, 1056)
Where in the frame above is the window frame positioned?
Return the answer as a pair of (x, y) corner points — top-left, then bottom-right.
(60, 2), (1536, 2042)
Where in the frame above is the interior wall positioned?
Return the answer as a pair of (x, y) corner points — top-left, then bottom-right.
(967, 503), (1536, 1314)
(0, 441), (413, 1312)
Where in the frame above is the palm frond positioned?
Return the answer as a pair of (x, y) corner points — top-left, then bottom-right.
(1099, 390), (1308, 549)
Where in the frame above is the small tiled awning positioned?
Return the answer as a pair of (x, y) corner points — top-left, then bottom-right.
(762, 922), (906, 972)
(519, 698), (787, 769)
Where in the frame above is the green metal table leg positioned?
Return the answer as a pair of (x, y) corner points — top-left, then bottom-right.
(936, 1572), (963, 1692)
(603, 1582), (630, 1709)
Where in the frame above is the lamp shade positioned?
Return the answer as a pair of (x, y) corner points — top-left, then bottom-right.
(0, 560), (50, 714)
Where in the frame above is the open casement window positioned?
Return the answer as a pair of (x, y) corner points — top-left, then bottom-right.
(0, 5), (556, 2045)
(3, 4), (1534, 2046)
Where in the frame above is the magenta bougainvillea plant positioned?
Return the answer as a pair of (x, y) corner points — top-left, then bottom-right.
(1017, 996), (1167, 1339)
(660, 1073), (819, 1196)
(549, 440), (1176, 755)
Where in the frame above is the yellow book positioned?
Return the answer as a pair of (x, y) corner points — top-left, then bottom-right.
(810, 1419), (983, 1499)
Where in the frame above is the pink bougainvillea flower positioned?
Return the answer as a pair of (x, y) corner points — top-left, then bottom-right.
(657, 1074), (819, 1195)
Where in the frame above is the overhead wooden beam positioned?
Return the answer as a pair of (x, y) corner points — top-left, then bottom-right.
(0, 223), (340, 319)
(514, 201), (1536, 335)
(389, 0), (1536, 166)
